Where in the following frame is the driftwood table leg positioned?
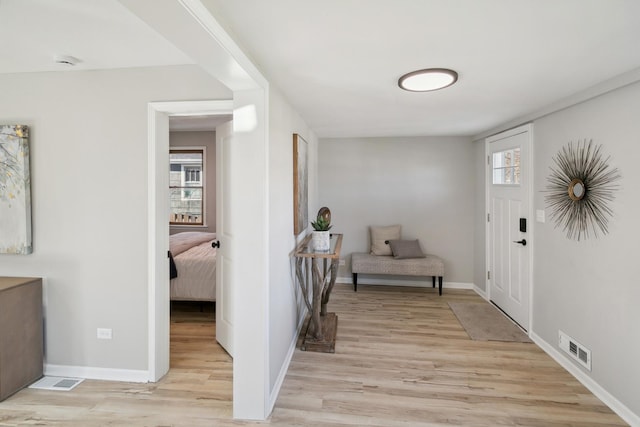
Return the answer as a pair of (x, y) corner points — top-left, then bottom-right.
(295, 257), (312, 314)
(309, 258), (324, 340)
(321, 259), (339, 316)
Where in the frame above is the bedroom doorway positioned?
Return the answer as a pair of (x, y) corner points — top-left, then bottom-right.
(168, 114), (233, 368)
(149, 90), (270, 419)
(148, 100), (233, 383)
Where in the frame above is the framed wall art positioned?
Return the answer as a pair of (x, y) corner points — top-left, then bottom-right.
(0, 125), (32, 254)
(293, 133), (308, 235)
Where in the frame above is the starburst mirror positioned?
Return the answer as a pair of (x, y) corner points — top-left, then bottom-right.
(545, 139), (621, 241)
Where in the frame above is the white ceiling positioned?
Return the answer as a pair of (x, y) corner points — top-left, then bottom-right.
(3, 0), (640, 137)
(0, 0), (192, 73)
(203, 0), (640, 137)
(169, 115), (232, 132)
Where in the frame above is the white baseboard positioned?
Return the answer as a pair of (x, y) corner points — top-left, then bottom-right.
(473, 285), (488, 300)
(530, 332), (640, 427)
(336, 276), (473, 290)
(268, 307), (308, 413)
(44, 364), (149, 383)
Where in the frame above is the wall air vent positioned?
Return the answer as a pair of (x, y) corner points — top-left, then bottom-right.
(578, 348), (589, 364)
(559, 330), (591, 371)
(29, 376), (84, 391)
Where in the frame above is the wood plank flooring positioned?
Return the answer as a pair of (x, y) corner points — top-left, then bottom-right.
(0, 286), (628, 426)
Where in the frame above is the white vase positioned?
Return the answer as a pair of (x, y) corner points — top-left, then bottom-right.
(311, 231), (331, 251)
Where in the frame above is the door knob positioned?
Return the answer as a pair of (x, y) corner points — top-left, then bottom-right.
(212, 241), (220, 248)
(513, 239), (527, 246)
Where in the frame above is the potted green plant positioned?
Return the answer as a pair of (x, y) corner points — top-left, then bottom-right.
(310, 210), (332, 251)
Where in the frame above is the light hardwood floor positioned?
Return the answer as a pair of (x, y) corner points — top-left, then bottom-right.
(0, 286), (628, 426)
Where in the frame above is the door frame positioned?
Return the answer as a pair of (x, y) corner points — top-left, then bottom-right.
(147, 99), (233, 382)
(485, 123), (534, 331)
(130, 0), (272, 418)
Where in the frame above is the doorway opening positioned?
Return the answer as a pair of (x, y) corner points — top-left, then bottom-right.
(147, 100), (233, 382)
(168, 114), (232, 395)
(149, 93), (270, 420)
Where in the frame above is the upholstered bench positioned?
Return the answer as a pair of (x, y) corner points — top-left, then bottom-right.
(351, 252), (445, 295)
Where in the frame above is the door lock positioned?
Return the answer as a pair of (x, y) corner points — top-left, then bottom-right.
(212, 241), (220, 248)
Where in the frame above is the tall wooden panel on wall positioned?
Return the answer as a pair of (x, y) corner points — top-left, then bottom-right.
(0, 277), (43, 401)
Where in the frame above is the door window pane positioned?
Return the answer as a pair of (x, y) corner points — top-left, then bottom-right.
(493, 148), (520, 185)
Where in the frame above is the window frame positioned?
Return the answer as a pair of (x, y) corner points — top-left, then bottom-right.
(169, 147), (206, 226)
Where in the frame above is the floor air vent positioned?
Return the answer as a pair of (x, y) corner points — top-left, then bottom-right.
(29, 376), (84, 391)
(559, 330), (591, 371)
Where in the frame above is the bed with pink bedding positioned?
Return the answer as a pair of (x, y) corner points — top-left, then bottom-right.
(169, 231), (217, 301)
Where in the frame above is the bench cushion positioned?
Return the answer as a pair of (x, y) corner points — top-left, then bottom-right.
(352, 252), (444, 277)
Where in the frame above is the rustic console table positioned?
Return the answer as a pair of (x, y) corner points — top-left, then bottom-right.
(294, 233), (342, 353)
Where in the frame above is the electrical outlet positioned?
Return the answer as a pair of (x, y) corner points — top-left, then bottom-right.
(339, 259), (346, 266)
(97, 328), (112, 340)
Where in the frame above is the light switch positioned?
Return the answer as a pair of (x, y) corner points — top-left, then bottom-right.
(97, 328), (112, 340)
(536, 209), (545, 223)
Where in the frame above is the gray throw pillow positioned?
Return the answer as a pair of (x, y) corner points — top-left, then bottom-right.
(388, 239), (425, 259)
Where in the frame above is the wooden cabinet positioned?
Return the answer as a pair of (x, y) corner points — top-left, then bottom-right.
(0, 277), (43, 401)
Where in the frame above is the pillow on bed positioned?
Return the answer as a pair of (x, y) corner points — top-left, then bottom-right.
(388, 239), (426, 259)
(370, 225), (401, 256)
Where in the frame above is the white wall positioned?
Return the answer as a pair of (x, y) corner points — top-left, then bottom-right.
(531, 81), (640, 419)
(473, 140), (487, 294)
(319, 136), (475, 285)
(0, 65), (231, 372)
(267, 87), (318, 395)
(169, 131), (217, 234)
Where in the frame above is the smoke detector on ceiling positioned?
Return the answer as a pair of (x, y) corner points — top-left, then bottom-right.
(54, 55), (81, 66)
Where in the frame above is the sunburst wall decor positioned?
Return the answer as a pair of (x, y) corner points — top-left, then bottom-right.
(545, 139), (621, 241)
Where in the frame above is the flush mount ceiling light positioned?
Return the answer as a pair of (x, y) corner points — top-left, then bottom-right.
(398, 68), (458, 92)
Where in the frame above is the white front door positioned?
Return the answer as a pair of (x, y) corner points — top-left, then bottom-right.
(215, 121), (234, 356)
(487, 124), (532, 330)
